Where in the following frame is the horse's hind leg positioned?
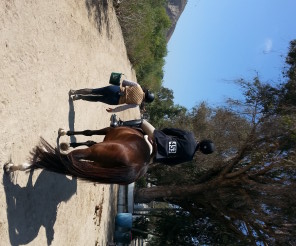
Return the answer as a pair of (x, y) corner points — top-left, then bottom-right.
(59, 127), (112, 137)
(60, 140), (97, 151)
(71, 141), (97, 148)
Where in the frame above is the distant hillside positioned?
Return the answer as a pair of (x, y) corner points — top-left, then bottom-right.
(166, 0), (188, 42)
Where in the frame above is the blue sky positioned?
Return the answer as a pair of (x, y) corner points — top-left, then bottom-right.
(163, 0), (296, 109)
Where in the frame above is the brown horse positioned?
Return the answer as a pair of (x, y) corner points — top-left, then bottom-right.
(4, 126), (152, 184)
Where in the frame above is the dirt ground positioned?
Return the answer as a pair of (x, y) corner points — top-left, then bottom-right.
(0, 0), (139, 245)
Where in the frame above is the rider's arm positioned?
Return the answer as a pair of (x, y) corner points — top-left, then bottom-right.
(122, 79), (138, 87)
(109, 104), (139, 113)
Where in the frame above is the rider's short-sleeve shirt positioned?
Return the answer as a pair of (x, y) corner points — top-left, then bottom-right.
(153, 128), (198, 165)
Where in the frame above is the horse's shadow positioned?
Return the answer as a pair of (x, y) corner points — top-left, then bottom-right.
(3, 169), (77, 246)
(2, 94), (78, 246)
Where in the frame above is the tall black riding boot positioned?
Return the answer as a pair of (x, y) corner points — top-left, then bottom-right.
(69, 88), (93, 95)
(110, 114), (142, 128)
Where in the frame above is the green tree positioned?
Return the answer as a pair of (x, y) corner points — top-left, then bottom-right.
(114, 0), (171, 90)
(145, 86), (187, 128)
(138, 81), (296, 245)
(280, 40), (296, 112)
(135, 40), (296, 245)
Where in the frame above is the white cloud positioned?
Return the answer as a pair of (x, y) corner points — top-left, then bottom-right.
(263, 38), (273, 53)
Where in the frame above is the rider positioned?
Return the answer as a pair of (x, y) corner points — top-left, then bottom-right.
(69, 79), (155, 112)
(110, 115), (215, 165)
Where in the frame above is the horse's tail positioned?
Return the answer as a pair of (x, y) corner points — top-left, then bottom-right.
(66, 152), (148, 185)
(30, 138), (72, 176)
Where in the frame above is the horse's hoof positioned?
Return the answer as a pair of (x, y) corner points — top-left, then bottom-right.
(68, 89), (75, 96)
(71, 95), (80, 101)
(3, 162), (14, 173)
(58, 128), (67, 136)
(60, 142), (70, 151)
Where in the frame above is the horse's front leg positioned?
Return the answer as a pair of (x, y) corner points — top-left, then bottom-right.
(58, 127), (112, 137)
(4, 161), (32, 173)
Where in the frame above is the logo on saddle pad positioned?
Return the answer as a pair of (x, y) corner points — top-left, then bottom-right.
(168, 141), (177, 154)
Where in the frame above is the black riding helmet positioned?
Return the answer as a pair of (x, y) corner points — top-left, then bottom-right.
(198, 140), (215, 154)
(144, 90), (155, 103)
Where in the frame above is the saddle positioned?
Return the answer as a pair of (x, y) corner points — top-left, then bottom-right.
(110, 114), (156, 156)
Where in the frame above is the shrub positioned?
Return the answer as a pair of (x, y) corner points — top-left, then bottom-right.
(114, 0), (170, 90)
